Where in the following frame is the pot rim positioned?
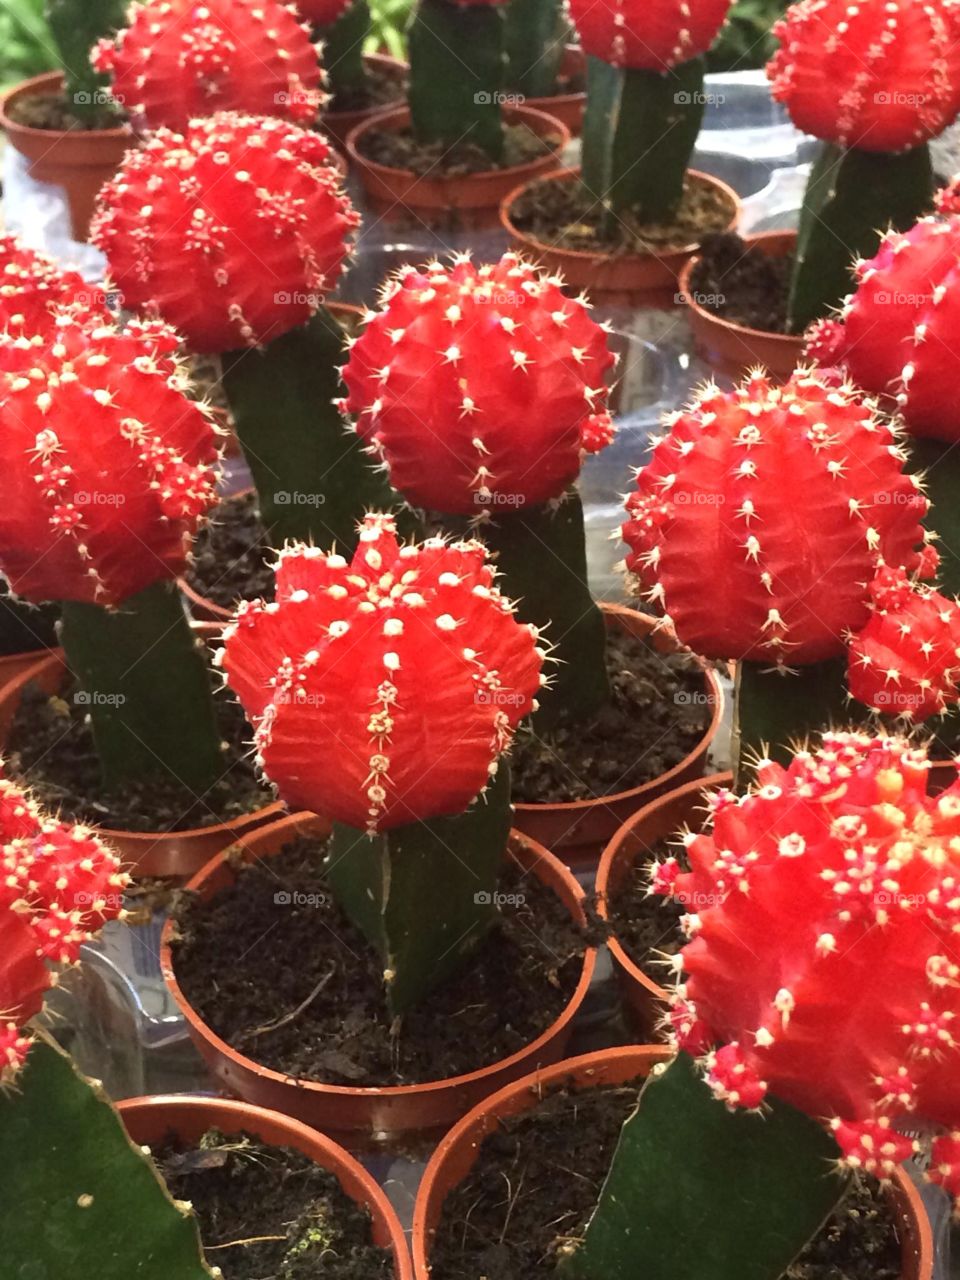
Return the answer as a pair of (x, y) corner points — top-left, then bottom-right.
(523, 44), (586, 110)
(323, 50), (408, 122)
(160, 810), (597, 1103)
(0, 69), (133, 142)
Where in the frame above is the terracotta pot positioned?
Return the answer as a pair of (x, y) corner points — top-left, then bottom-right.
(0, 650), (283, 878)
(596, 772), (731, 1037)
(500, 166), (741, 300)
(119, 1093), (412, 1279)
(511, 603), (724, 869)
(322, 52), (408, 153)
(522, 45), (586, 137)
(679, 230), (803, 379)
(0, 71), (135, 241)
(412, 1045), (932, 1280)
(346, 103), (570, 229)
(161, 811), (597, 1138)
(0, 644), (62, 687)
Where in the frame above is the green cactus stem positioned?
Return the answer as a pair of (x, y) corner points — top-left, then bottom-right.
(220, 305), (395, 554)
(316, 0), (370, 101)
(787, 142), (934, 333)
(325, 765), (511, 1015)
(45, 0), (126, 123)
(504, 0), (566, 98)
(558, 1052), (848, 1280)
(581, 54), (705, 225)
(0, 1035), (213, 1279)
(407, 0), (505, 160)
(58, 580), (224, 793)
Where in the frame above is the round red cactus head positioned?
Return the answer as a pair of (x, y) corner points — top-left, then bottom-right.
(847, 563), (960, 721)
(0, 309), (221, 608)
(340, 254), (615, 516)
(294, 0), (354, 22)
(655, 732), (960, 1199)
(806, 216), (960, 443)
(767, 0), (960, 152)
(91, 112), (358, 354)
(0, 772), (127, 1083)
(220, 512), (544, 833)
(568, 0), (732, 70)
(92, 0), (325, 133)
(621, 368), (931, 666)
(0, 236), (101, 336)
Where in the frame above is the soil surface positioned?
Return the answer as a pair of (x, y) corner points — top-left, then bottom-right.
(171, 837), (587, 1086)
(355, 121), (559, 176)
(185, 492), (274, 612)
(5, 673), (270, 833)
(508, 172), (733, 255)
(155, 1127), (394, 1280)
(510, 630), (712, 803)
(328, 62), (406, 115)
(605, 837), (685, 978)
(7, 90), (123, 132)
(688, 232), (793, 333)
(429, 1080), (902, 1279)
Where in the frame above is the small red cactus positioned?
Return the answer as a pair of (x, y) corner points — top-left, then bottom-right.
(655, 733), (960, 1198)
(0, 309), (220, 607)
(0, 773), (127, 1083)
(768, 0), (960, 152)
(0, 236), (98, 335)
(621, 369), (931, 665)
(568, 0), (732, 70)
(91, 111), (358, 354)
(294, 0), (354, 22)
(340, 254), (615, 515)
(92, 0), (324, 133)
(220, 512), (544, 833)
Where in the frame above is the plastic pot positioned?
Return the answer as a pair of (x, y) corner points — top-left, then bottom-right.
(346, 103), (569, 229)
(322, 52), (408, 152)
(0, 649), (283, 878)
(500, 166), (741, 299)
(679, 230), (803, 380)
(161, 811), (597, 1139)
(0, 71), (135, 241)
(511, 603), (724, 869)
(119, 1093), (412, 1279)
(412, 1046), (933, 1280)
(522, 45), (586, 136)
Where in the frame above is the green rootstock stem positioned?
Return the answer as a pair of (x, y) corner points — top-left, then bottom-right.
(408, 0), (505, 160)
(59, 580), (223, 793)
(221, 305), (395, 555)
(325, 765), (511, 1016)
(45, 0), (127, 122)
(504, 0), (566, 98)
(787, 141), (934, 332)
(316, 0), (369, 98)
(559, 1052), (847, 1280)
(0, 1035), (212, 1279)
(581, 54), (705, 225)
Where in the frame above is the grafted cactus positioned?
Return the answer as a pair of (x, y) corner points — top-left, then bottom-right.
(0, 235), (97, 334)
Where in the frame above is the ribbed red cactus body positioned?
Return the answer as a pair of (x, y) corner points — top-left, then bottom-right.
(221, 512), (544, 833)
(768, 0), (960, 152)
(0, 773), (126, 1083)
(621, 370), (929, 665)
(568, 0), (732, 70)
(92, 0), (324, 132)
(91, 112), (358, 354)
(0, 236), (95, 335)
(655, 733), (960, 1196)
(0, 311), (220, 607)
(340, 255), (615, 515)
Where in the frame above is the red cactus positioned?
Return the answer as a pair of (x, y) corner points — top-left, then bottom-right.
(654, 732), (960, 1198)
(805, 215), (960, 443)
(622, 369), (931, 665)
(91, 112), (357, 355)
(340, 255), (615, 515)
(0, 236), (99, 336)
(294, 0), (354, 22)
(568, 0), (732, 70)
(0, 773), (127, 1083)
(220, 512), (544, 833)
(92, 0), (324, 133)
(768, 0), (960, 152)
(0, 309), (220, 607)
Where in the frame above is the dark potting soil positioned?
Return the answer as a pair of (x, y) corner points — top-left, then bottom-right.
(185, 491), (275, 611)
(154, 1128), (394, 1280)
(605, 837), (686, 977)
(508, 171), (733, 256)
(328, 62), (406, 115)
(4, 674), (271, 833)
(429, 1081), (902, 1280)
(7, 90), (124, 132)
(356, 122), (559, 176)
(510, 629), (712, 804)
(171, 836), (586, 1086)
(688, 231), (794, 334)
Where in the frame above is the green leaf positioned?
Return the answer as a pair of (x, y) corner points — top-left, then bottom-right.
(0, 1037), (213, 1279)
(560, 1053), (847, 1280)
